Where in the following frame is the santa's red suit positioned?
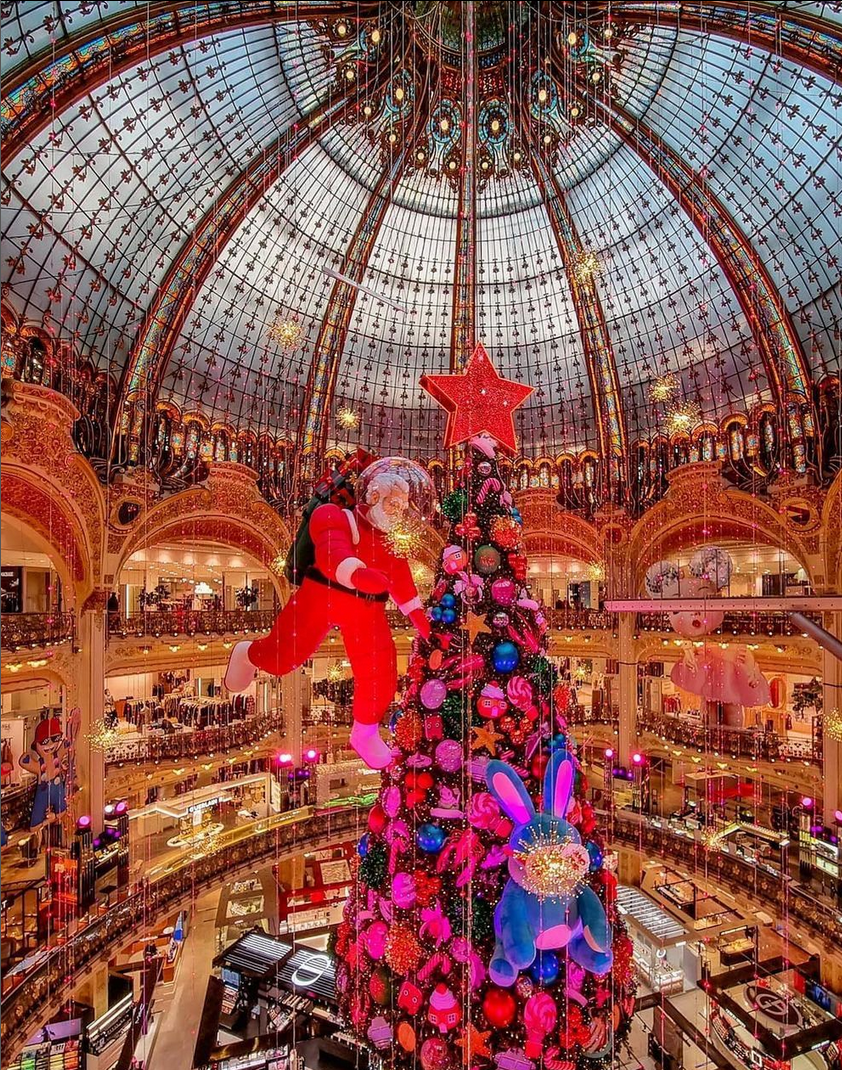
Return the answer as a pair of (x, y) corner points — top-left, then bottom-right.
(249, 504), (430, 727)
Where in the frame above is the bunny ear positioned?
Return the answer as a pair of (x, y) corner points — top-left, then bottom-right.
(486, 760), (535, 826)
(544, 749), (575, 819)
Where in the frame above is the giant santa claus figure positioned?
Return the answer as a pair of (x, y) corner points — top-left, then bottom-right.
(225, 457), (432, 769)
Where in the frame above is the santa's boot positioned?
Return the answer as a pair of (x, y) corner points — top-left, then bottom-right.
(224, 640), (257, 692)
(349, 720), (393, 770)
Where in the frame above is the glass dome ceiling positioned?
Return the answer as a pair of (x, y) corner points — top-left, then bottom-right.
(1, 1), (839, 463)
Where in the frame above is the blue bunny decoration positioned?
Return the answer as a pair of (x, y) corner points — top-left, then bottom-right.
(485, 749), (613, 986)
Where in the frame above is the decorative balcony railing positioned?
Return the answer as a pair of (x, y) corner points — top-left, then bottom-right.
(566, 704), (618, 727)
(635, 609), (823, 638)
(610, 811), (840, 944)
(547, 607), (617, 631)
(0, 612), (75, 652)
(106, 608), (275, 641)
(4, 803), (841, 1060)
(0, 807), (360, 1057)
(103, 711), (277, 766)
(638, 709), (821, 766)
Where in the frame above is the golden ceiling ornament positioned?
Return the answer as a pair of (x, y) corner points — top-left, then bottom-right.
(384, 515), (424, 559)
(514, 829), (590, 900)
(337, 406), (360, 430)
(326, 661), (345, 683)
(573, 248), (602, 285)
(268, 315), (302, 349)
(650, 372), (679, 403)
(664, 399), (702, 436)
(269, 551), (288, 576)
(88, 718), (118, 751)
(586, 560), (606, 584)
(825, 707), (842, 742)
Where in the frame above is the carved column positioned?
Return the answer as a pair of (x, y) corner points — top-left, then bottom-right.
(78, 593), (107, 831)
(617, 613), (638, 764)
(822, 611), (841, 828)
(280, 668), (308, 765)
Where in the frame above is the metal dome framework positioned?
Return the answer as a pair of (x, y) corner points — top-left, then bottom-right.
(1, 1), (840, 504)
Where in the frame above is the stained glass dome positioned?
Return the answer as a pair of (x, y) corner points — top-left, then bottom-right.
(1, 1), (839, 475)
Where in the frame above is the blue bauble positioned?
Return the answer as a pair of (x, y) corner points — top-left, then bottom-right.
(587, 842), (604, 870)
(431, 606), (443, 621)
(441, 608), (457, 624)
(529, 951), (560, 986)
(416, 822), (446, 853)
(492, 641), (520, 673)
(358, 833), (370, 857)
(511, 507), (523, 525)
(440, 593), (456, 609)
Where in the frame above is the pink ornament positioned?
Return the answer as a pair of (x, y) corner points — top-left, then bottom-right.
(420, 900), (453, 946)
(367, 1016), (392, 1050)
(364, 920), (389, 960)
(392, 872), (416, 909)
(421, 678), (447, 710)
(477, 682), (507, 720)
(442, 545), (468, 574)
(427, 983), (461, 1034)
(491, 577), (517, 605)
(435, 739), (462, 773)
(524, 992), (557, 1058)
(420, 1036), (451, 1070)
(383, 785), (402, 817)
(506, 675), (533, 710)
(450, 937), (487, 990)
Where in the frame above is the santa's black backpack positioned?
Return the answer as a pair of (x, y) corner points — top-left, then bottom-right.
(284, 448), (375, 587)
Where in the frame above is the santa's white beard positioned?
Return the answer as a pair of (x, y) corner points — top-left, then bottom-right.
(367, 501), (398, 532)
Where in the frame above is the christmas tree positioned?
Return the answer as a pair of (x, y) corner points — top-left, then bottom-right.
(336, 347), (635, 1070)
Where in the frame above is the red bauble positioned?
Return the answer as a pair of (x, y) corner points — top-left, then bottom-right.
(385, 926), (424, 975)
(413, 870), (441, 905)
(483, 986), (517, 1028)
(369, 804), (387, 833)
(508, 552), (528, 581)
(489, 515), (521, 550)
(531, 751), (550, 779)
(395, 711), (422, 751)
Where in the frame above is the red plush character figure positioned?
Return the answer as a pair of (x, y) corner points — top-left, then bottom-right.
(225, 458), (433, 769)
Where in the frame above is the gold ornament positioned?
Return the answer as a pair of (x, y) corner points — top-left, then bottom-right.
(88, 719), (118, 751)
(384, 515), (424, 558)
(825, 707), (842, 742)
(326, 661), (345, 683)
(586, 561), (605, 584)
(270, 552), (288, 576)
(573, 249), (602, 285)
(650, 372), (678, 403)
(514, 828), (590, 900)
(664, 399), (702, 436)
(268, 315), (302, 349)
(337, 407), (360, 430)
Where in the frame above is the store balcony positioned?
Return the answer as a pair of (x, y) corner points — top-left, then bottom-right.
(106, 608), (275, 642)
(638, 709), (822, 766)
(635, 609), (823, 638)
(102, 711), (276, 767)
(0, 806), (360, 1057)
(0, 611), (75, 652)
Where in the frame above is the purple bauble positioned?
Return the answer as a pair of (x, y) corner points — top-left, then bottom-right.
(490, 577), (517, 605)
(435, 739), (463, 773)
(420, 677), (447, 710)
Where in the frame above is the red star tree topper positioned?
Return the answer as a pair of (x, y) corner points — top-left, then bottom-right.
(420, 342), (534, 454)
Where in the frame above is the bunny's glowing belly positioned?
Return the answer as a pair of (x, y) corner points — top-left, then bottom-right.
(535, 918), (583, 949)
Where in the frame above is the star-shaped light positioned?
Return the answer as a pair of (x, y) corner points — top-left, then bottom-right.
(420, 342), (534, 454)
(471, 723), (503, 755)
(456, 1023), (492, 1062)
